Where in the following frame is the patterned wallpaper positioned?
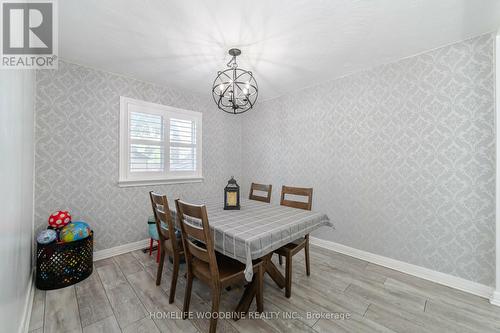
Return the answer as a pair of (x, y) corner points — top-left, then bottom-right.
(35, 60), (241, 251)
(241, 34), (495, 285)
(36, 34), (495, 285)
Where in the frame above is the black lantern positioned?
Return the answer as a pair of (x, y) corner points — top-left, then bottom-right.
(224, 177), (240, 210)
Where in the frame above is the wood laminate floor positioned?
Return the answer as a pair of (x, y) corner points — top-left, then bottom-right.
(29, 245), (500, 333)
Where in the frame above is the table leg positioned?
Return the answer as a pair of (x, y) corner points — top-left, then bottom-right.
(234, 279), (257, 320)
(233, 254), (286, 319)
(263, 254), (285, 289)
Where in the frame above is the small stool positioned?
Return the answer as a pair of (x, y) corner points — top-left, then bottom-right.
(147, 216), (162, 263)
(147, 216), (182, 263)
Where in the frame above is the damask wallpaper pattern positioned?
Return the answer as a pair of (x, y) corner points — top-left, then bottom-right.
(36, 34), (495, 286)
(35, 60), (241, 251)
(241, 34), (495, 285)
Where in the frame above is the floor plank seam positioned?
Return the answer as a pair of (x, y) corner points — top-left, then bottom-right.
(362, 303), (370, 318)
(95, 279), (120, 332)
(35, 248), (500, 333)
(94, 264), (121, 332)
(119, 259), (156, 332)
(42, 290), (47, 332)
(97, 261), (134, 332)
(138, 260), (171, 332)
(135, 254), (202, 333)
(72, 286), (83, 332)
(311, 317), (321, 329)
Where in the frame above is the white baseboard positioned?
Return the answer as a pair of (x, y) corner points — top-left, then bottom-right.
(490, 291), (500, 306)
(20, 269), (35, 333)
(93, 238), (150, 261)
(310, 237), (496, 302)
(92, 237), (499, 305)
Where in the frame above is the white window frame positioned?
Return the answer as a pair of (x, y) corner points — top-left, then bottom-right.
(119, 96), (203, 187)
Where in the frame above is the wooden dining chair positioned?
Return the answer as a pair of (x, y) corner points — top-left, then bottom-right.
(249, 182), (272, 203)
(149, 192), (184, 304)
(175, 199), (264, 333)
(274, 185), (313, 298)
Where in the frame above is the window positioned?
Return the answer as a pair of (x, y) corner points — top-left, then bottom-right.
(119, 97), (202, 186)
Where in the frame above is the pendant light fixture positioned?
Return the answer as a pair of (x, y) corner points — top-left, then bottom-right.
(212, 48), (258, 114)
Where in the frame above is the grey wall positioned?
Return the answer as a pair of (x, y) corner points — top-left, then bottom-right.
(0, 70), (35, 333)
(35, 60), (241, 251)
(241, 34), (495, 286)
(35, 34), (495, 286)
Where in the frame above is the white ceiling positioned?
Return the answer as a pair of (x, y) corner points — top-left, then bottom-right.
(60, 0), (500, 101)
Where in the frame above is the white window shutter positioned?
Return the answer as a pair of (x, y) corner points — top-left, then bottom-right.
(119, 97), (203, 186)
(169, 118), (196, 171)
(129, 111), (165, 172)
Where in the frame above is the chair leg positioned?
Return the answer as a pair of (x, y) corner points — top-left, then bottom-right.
(305, 235), (310, 276)
(255, 264), (264, 312)
(169, 254), (180, 304)
(278, 254), (283, 266)
(285, 254), (292, 298)
(156, 244), (166, 286)
(209, 286), (221, 333)
(183, 270), (193, 319)
(156, 241), (161, 263)
(149, 238), (153, 256)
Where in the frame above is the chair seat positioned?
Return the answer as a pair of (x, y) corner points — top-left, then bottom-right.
(163, 236), (184, 255)
(274, 237), (307, 256)
(148, 219), (168, 240)
(192, 254), (260, 286)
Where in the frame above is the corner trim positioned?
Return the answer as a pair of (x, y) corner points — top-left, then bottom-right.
(20, 269), (35, 333)
(493, 30), (500, 308)
(93, 239), (150, 261)
(310, 237), (495, 301)
(490, 291), (500, 306)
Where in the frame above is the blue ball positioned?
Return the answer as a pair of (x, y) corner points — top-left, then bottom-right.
(60, 221), (91, 243)
(37, 229), (57, 244)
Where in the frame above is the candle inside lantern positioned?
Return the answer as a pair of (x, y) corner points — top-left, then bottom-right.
(224, 176), (240, 210)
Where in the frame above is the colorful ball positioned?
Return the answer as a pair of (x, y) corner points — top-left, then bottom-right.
(36, 229), (57, 244)
(60, 221), (91, 243)
(48, 210), (71, 229)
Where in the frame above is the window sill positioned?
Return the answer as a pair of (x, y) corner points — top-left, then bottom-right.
(118, 177), (204, 187)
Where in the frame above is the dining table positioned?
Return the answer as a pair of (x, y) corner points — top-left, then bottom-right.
(168, 196), (333, 315)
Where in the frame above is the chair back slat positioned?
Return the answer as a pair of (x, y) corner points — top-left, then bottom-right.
(181, 218), (206, 243)
(249, 182), (272, 203)
(280, 186), (313, 211)
(186, 240), (211, 263)
(175, 199), (219, 277)
(150, 191), (164, 207)
(179, 201), (205, 219)
(149, 192), (177, 244)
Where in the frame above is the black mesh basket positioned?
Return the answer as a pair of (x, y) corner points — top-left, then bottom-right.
(35, 231), (93, 290)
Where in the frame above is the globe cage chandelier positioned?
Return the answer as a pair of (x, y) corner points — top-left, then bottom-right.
(212, 48), (258, 114)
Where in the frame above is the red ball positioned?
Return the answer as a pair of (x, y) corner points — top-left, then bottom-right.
(48, 211), (71, 229)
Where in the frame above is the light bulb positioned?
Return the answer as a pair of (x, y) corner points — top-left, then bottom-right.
(243, 88), (248, 95)
(219, 84), (224, 91)
(245, 81), (250, 89)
